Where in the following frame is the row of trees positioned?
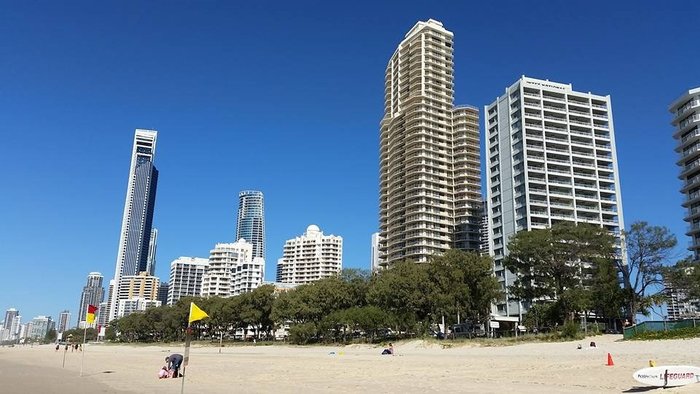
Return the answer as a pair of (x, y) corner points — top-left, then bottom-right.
(107, 220), (699, 343)
(109, 250), (500, 343)
(506, 221), (695, 329)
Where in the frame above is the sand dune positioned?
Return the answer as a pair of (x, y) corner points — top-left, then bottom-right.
(1, 335), (699, 393)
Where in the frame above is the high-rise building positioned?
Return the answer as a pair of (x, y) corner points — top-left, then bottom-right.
(116, 272), (160, 318)
(665, 283), (700, 320)
(157, 281), (169, 305)
(10, 314), (21, 341)
(2, 308), (19, 341)
(29, 316), (52, 340)
(118, 272), (160, 300)
(109, 129), (159, 322)
(277, 225), (343, 284)
(479, 200), (489, 255)
(78, 272), (104, 328)
(236, 190), (265, 260)
(670, 87), (700, 260)
(57, 310), (70, 333)
(105, 280), (115, 324)
(97, 301), (108, 328)
(146, 228), (159, 276)
(370, 232), (381, 273)
(379, 19), (481, 265)
(485, 76), (626, 316)
(3, 308), (18, 332)
(202, 240), (263, 297)
(168, 257), (209, 305)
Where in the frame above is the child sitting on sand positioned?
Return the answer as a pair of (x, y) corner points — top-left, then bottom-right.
(158, 366), (169, 379)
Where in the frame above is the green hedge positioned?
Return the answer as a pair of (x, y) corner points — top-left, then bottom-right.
(627, 326), (700, 341)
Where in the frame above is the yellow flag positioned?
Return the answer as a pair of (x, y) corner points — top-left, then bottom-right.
(189, 302), (209, 324)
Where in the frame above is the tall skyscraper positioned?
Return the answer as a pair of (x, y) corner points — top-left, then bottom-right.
(485, 76), (626, 316)
(146, 228), (159, 276)
(277, 225), (343, 284)
(370, 232), (381, 273)
(78, 272), (104, 328)
(2, 308), (19, 341)
(109, 129), (159, 322)
(236, 190), (265, 260)
(168, 257), (209, 305)
(57, 310), (70, 333)
(379, 19), (481, 265)
(3, 308), (18, 332)
(670, 87), (700, 260)
(202, 239), (263, 297)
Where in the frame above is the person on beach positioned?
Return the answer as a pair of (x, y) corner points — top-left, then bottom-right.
(381, 343), (394, 355)
(158, 366), (169, 379)
(165, 354), (184, 378)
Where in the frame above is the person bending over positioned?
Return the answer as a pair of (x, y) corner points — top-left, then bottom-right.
(165, 354), (184, 378)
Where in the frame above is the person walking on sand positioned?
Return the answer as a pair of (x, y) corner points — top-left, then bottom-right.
(165, 353), (184, 378)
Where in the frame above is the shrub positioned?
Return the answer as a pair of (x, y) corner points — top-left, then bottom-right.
(560, 321), (580, 338)
(628, 326), (700, 341)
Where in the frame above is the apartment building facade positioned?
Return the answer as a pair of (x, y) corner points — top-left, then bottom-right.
(485, 76), (626, 317)
(379, 19), (481, 266)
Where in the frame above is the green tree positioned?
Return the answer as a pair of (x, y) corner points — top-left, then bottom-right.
(504, 222), (616, 323)
(663, 257), (700, 303)
(45, 329), (57, 343)
(619, 221), (677, 323)
(427, 250), (501, 327)
(271, 277), (353, 338)
(590, 259), (625, 329)
(340, 268), (371, 307)
(367, 260), (431, 334)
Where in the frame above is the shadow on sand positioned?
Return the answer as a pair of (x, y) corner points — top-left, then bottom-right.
(82, 370), (116, 377)
(622, 386), (663, 393)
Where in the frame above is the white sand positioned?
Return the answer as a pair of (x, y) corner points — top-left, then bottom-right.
(1, 335), (699, 393)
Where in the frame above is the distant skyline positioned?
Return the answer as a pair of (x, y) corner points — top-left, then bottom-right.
(1, 1), (698, 320)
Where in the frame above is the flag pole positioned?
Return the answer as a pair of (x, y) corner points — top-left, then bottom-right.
(181, 302), (207, 394)
(80, 324), (87, 376)
(181, 303), (192, 394)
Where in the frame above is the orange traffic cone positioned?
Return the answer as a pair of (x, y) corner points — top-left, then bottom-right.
(606, 353), (614, 366)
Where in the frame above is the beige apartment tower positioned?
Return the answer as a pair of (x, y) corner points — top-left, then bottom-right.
(379, 19), (481, 265)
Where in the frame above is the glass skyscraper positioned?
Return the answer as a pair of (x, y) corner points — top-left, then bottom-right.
(108, 129), (159, 321)
(236, 190), (265, 260)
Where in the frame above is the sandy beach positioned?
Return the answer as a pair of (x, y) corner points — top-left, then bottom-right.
(1, 335), (699, 393)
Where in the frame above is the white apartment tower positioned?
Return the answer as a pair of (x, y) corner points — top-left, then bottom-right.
(202, 239), (264, 297)
(277, 225), (343, 284)
(486, 76), (626, 316)
(167, 256), (209, 305)
(670, 87), (700, 259)
(370, 232), (381, 273)
(379, 19), (481, 265)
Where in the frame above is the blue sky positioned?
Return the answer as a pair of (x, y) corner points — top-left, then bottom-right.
(1, 1), (698, 323)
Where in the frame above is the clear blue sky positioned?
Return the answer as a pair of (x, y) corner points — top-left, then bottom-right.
(1, 1), (698, 323)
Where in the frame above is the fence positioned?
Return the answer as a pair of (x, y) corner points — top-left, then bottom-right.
(623, 319), (699, 339)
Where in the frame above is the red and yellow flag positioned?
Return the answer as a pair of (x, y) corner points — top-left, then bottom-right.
(86, 305), (98, 324)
